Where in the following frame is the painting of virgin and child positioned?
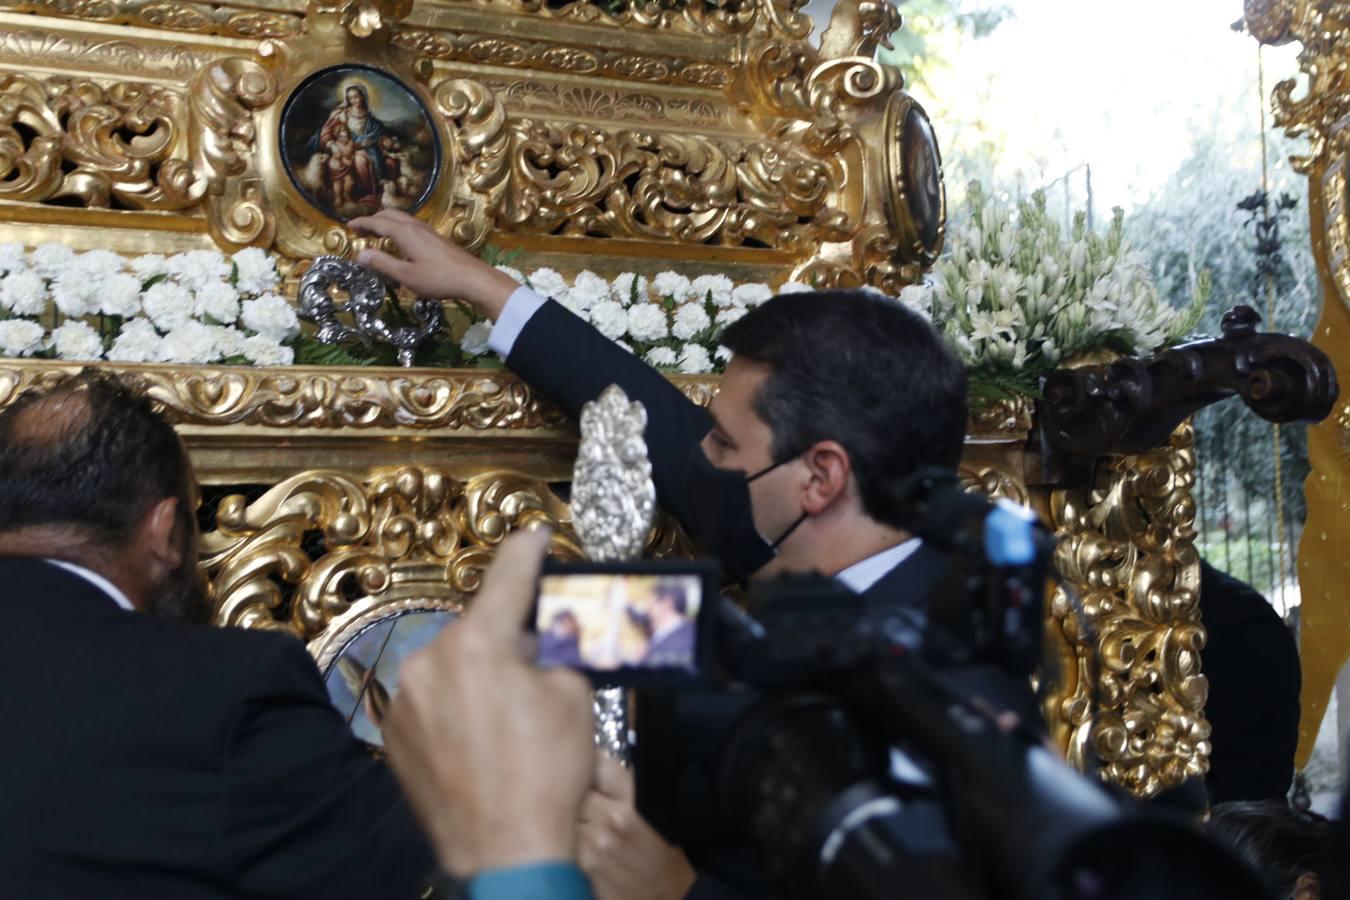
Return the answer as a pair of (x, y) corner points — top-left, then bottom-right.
(281, 65), (441, 221)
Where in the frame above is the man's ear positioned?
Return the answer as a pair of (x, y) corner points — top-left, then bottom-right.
(800, 441), (852, 514)
(139, 496), (183, 572)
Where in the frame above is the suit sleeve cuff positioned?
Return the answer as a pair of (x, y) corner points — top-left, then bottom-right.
(487, 286), (549, 357)
(466, 861), (592, 900)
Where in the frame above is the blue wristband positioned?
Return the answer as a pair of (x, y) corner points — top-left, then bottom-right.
(466, 861), (592, 900)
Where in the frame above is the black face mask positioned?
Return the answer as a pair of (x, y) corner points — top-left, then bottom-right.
(682, 443), (808, 581)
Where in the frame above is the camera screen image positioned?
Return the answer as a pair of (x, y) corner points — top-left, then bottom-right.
(535, 573), (703, 673)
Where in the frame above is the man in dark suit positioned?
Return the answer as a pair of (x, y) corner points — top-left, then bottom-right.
(640, 584), (696, 669)
(351, 210), (977, 900)
(0, 372), (433, 898)
(1199, 560), (1301, 804)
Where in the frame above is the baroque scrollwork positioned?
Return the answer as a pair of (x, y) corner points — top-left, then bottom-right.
(201, 464), (693, 642)
(189, 57), (278, 248)
(0, 360), (732, 431)
(0, 74), (198, 209)
(1048, 425), (1209, 796)
(201, 466), (584, 639)
(495, 119), (840, 249)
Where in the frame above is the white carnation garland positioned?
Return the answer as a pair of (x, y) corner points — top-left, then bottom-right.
(0, 244), (806, 374)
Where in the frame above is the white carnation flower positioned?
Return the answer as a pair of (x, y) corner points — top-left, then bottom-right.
(232, 247), (279, 295)
(678, 343), (713, 374)
(527, 267), (569, 299)
(587, 299), (629, 340)
(671, 303), (711, 340)
(644, 346), (678, 367)
(611, 273), (650, 306)
(240, 293), (300, 341)
(0, 319), (45, 357)
(194, 281), (241, 324)
(49, 320), (103, 361)
(0, 270), (48, 316)
(690, 274), (734, 308)
(211, 325), (248, 359)
(495, 265), (526, 285)
(776, 281), (813, 295)
(241, 333), (293, 367)
(626, 303), (668, 342)
(0, 243), (27, 276)
(99, 273), (143, 318)
(141, 281), (194, 333)
(460, 321), (492, 357)
(565, 270), (609, 314)
(897, 283), (934, 318)
(714, 345), (733, 365)
(50, 277), (97, 317)
(167, 249), (231, 291)
(652, 271), (694, 303)
(31, 244), (75, 281)
(106, 318), (162, 363)
(75, 249), (126, 280)
(715, 307), (748, 328)
(731, 283), (773, 309)
(129, 254), (169, 281)
(158, 320), (221, 364)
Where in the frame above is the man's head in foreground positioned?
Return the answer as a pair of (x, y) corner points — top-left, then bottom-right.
(692, 288), (968, 579)
(0, 371), (207, 622)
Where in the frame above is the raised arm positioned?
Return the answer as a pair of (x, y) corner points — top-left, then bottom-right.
(349, 211), (713, 525)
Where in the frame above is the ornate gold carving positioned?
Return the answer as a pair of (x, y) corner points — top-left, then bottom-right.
(1048, 425), (1209, 796)
(189, 57), (276, 247)
(202, 463), (695, 641)
(958, 465), (1030, 506)
(1252, 0), (1350, 765)
(4, 0), (304, 38)
(0, 74), (198, 210)
(495, 119), (839, 250)
(202, 466), (583, 639)
(478, 79), (725, 130)
(0, 360), (727, 431)
(398, 30), (735, 88)
(435, 78), (511, 252)
(310, 0), (412, 38)
(0, 26), (224, 78)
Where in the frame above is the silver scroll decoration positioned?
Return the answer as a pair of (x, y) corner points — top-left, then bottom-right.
(297, 256), (446, 368)
(571, 385), (657, 762)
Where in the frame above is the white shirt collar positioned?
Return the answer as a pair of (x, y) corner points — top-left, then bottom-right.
(834, 538), (923, 594)
(45, 558), (136, 612)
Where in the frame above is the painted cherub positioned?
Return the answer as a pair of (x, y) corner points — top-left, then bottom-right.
(325, 123), (357, 208)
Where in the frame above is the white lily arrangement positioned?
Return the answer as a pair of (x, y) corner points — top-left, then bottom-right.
(906, 182), (1207, 402)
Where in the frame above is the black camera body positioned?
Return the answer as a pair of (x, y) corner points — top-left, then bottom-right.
(630, 473), (1268, 900)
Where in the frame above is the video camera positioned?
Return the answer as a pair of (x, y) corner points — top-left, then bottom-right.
(534, 470), (1267, 900)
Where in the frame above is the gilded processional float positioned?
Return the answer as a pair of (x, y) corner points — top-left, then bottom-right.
(0, 0), (1336, 796)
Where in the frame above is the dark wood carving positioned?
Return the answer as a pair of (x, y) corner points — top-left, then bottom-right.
(1040, 305), (1339, 459)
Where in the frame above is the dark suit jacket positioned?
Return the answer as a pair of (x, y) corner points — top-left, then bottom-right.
(644, 618), (697, 667)
(0, 557), (433, 899)
(1199, 560), (1300, 803)
(509, 300), (962, 900)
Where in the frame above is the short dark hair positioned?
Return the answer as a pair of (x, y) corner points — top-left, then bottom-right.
(721, 289), (967, 529)
(0, 370), (190, 545)
(1205, 801), (1330, 898)
(653, 582), (688, 615)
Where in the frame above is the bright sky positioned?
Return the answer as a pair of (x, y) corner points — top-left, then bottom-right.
(843, 0), (1305, 212)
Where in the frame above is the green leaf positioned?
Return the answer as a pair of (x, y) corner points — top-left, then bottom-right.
(141, 273), (168, 291)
